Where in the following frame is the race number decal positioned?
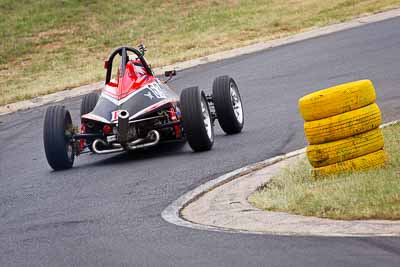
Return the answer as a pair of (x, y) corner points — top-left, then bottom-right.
(111, 110), (121, 121)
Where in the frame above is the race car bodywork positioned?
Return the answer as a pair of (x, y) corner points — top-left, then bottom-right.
(43, 46), (244, 170)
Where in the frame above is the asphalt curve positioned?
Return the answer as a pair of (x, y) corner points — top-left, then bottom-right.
(1, 17), (400, 267)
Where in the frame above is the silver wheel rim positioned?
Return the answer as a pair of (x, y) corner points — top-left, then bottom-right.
(66, 143), (73, 162)
(65, 121), (74, 162)
(201, 98), (213, 141)
(230, 83), (243, 124)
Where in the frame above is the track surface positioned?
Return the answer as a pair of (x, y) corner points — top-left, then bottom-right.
(1, 18), (400, 267)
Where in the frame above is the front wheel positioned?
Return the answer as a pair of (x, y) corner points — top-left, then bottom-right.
(212, 75), (244, 134)
(43, 105), (75, 170)
(80, 92), (99, 116)
(180, 87), (214, 152)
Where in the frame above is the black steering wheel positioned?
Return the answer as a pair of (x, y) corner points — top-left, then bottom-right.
(105, 46), (154, 84)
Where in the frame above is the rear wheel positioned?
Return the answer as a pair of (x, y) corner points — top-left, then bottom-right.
(43, 105), (75, 170)
(212, 75), (244, 134)
(180, 87), (214, 151)
(80, 92), (99, 116)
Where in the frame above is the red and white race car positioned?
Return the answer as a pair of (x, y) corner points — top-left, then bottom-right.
(43, 46), (244, 170)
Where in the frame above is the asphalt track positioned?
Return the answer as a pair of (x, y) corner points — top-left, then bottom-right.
(1, 17), (400, 267)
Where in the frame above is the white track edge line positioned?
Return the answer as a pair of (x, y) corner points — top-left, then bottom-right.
(161, 120), (400, 236)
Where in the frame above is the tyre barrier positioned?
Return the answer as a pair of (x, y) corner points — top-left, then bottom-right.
(299, 80), (387, 177)
(307, 128), (384, 168)
(311, 149), (387, 177)
(304, 103), (382, 145)
(299, 80), (376, 121)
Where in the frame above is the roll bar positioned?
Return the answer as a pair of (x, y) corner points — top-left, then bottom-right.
(105, 46), (154, 84)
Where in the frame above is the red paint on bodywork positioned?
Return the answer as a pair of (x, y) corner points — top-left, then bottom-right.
(79, 123), (86, 152)
(169, 107), (182, 138)
(103, 59), (155, 100)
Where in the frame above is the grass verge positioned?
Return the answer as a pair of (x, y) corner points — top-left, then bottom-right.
(1, 0), (400, 105)
(249, 123), (400, 220)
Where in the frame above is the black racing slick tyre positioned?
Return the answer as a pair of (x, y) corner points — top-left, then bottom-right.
(80, 92), (99, 116)
(212, 75), (244, 134)
(180, 87), (214, 152)
(43, 105), (75, 170)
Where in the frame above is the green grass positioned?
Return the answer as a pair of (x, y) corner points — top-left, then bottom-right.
(1, 0), (400, 105)
(249, 124), (400, 220)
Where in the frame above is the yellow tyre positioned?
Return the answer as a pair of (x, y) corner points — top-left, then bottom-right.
(304, 103), (381, 145)
(299, 80), (376, 121)
(312, 149), (387, 177)
(307, 128), (384, 168)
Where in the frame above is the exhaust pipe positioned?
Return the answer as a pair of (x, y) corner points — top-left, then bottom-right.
(118, 110), (130, 143)
(92, 139), (124, 154)
(92, 130), (160, 154)
(127, 130), (160, 150)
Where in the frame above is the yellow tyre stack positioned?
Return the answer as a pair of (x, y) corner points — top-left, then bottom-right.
(299, 80), (387, 177)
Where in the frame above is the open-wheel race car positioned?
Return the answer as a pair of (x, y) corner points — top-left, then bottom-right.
(43, 46), (244, 170)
